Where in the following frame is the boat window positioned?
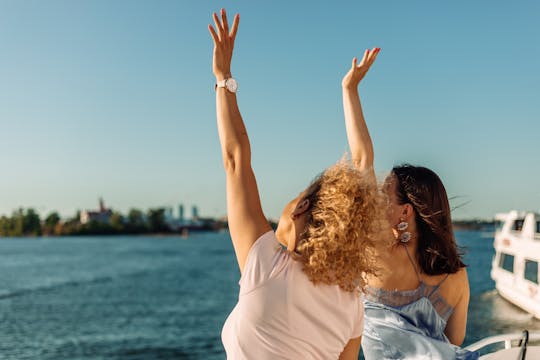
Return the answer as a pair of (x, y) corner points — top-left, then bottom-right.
(499, 253), (514, 273)
(536, 221), (540, 234)
(495, 220), (504, 232)
(525, 260), (538, 284)
(512, 219), (524, 231)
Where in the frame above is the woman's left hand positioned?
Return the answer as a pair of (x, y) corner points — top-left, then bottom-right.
(342, 47), (380, 90)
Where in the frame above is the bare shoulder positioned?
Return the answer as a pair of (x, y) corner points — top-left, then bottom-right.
(450, 267), (469, 285)
(439, 267), (470, 306)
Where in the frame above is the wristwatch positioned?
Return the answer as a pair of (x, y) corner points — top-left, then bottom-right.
(215, 77), (238, 93)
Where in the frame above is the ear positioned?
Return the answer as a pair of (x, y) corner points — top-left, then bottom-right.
(401, 203), (414, 219)
(292, 198), (311, 219)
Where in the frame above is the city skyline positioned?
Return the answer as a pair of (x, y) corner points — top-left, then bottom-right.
(1, 1), (539, 220)
(0, 197), (208, 222)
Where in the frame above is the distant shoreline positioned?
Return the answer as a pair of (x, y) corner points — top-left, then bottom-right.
(0, 221), (493, 238)
(452, 220), (495, 231)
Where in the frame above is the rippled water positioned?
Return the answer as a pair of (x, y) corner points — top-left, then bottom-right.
(0, 231), (538, 359)
(0, 233), (239, 359)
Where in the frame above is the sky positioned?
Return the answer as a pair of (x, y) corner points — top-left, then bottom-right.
(0, 0), (538, 221)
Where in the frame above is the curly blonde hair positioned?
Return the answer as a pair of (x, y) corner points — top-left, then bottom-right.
(295, 160), (390, 293)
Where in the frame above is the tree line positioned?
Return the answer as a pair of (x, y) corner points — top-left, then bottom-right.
(0, 208), (212, 237)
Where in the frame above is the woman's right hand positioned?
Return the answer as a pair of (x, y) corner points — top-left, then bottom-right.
(208, 9), (239, 81)
(342, 48), (380, 90)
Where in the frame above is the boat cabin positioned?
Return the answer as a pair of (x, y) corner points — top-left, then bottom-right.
(491, 211), (540, 319)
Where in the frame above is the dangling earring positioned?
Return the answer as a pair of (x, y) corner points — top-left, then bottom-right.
(397, 219), (411, 243)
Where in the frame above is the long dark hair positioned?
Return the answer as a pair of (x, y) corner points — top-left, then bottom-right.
(392, 164), (465, 275)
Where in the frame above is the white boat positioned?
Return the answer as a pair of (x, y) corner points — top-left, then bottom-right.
(490, 211), (540, 319)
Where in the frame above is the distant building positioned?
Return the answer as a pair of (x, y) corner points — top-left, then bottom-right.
(164, 204), (184, 231)
(161, 203), (218, 231)
(80, 198), (113, 224)
(178, 205), (184, 222)
(165, 207), (174, 223)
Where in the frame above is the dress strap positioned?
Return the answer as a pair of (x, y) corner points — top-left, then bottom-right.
(402, 244), (422, 282)
(435, 273), (451, 289)
(428, 273), (451, 297)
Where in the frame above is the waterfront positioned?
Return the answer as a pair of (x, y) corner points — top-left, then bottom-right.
(1, 231), (539, 359)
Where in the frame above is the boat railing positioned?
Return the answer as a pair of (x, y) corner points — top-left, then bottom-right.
(502, 230), (540, 241)
(465, 332), (540, 352)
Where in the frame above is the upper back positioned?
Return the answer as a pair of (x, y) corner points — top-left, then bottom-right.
(222, 231), (364, 359)
(366, 244), (466, 317)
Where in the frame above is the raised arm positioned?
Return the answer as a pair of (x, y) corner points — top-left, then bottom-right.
(208, 9), (271, 272)
(341, 48), (380, 175)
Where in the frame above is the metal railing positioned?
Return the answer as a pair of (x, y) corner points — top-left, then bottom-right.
(465, 331), (540, 352)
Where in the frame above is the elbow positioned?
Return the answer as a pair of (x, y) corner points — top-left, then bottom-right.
(352, 154), (374, 170)
(454, 333), (465, 347)
(222, 153), (237, 173)
(452, 337), (465, 347)
(222, 147), (250, 173)
(447, 331), (465, 346)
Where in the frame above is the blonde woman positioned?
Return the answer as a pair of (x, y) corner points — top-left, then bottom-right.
(342, 49), (478, 359)
(209, 9), (388, 360)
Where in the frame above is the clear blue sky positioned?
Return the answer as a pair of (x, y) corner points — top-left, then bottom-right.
(0, 0), (538, 220)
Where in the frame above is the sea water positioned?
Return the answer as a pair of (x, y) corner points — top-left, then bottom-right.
(1, 231), (539, 359)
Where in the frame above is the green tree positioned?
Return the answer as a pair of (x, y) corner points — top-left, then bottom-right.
(45, 212), (60, 227)
(3, 208), (42, 236)
(147, 208), (168, 233)
(127, 208), (147, 233)
(43, 212), (61, 235)
(11, 209), (24, 236)
(110, 212), (124, 232)
(0, 215), (11, 236)
(23, 208), (42, 236)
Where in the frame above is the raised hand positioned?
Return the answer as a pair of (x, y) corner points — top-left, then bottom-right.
(208, 9), (240, 80)
(342, 48), (380, 90)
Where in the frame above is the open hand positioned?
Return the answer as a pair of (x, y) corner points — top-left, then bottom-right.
(208, 9), (239, 81)
(342, 48), (380, 89)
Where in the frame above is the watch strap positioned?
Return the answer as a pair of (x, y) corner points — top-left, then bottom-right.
(215, 79), (227, 89)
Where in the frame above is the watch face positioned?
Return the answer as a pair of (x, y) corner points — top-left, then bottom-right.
(226, 78), (238, 92)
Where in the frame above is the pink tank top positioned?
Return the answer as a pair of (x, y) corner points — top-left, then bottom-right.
(221, 231), (364, 359)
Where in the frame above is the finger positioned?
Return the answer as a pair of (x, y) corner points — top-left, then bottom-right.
(230, 14), (240, 39)
(363, 48), (376, 68)
(212, 12), (224, 39)
(208, 25), (219, 44)
(366, 47), (377, 63)
(368, 47), (381, 66)
(221, 9), (229, 35)
(352, 57), (357, 69)
(358, 49), (369, 67)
